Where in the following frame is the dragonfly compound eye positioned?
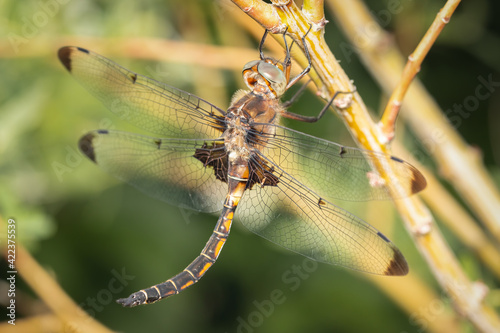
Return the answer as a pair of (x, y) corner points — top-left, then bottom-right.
(257, 62), (286, 84)
(242, 60), (260, 72)
(257, 61), (287, 97)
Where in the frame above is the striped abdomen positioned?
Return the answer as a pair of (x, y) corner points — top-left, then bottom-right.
(116, 163), (248, 307)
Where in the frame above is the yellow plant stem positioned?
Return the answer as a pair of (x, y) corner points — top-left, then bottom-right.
(380, 0), (461, 139)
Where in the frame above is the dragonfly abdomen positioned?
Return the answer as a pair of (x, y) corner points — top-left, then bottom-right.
(116, 170), (247, 307)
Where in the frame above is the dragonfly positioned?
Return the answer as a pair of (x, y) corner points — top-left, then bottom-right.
(58, 29), (426, 308)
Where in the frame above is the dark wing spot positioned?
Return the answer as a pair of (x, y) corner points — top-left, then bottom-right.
(377, 231), (390, 243)
(390, 156), (403, 163)
(318, 198), (326, 206)
(410, 165), (427, 194)
(76, 47), (89, 54)
(129, 73), (138, 83)
(97, 129), (109, 134)
(384, 248), (409, 276)
(58, 47), (74, 71)
(58, 47), (90, 71)
(247, 155), (279, 189)
(339, 146), (346, 157)
(376, 232), (409, 276)
(154, 139), (162, 149)
(194, 142), (228, 183)
(79, 132), (98, 163)
(390, 156), (427, 194)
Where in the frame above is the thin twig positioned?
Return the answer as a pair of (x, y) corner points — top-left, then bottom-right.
(380, 0), (461, 140)
(0, 37), (258, 71)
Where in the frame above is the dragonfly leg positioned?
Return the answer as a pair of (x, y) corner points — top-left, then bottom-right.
(285, 26), (313, 90)
(282, 89), (357, 123)
(281, 79), (313, 108)
(116, 204), (236, 307)
(259, 29), (269, 60)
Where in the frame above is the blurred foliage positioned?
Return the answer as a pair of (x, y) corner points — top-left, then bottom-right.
(0, 0), (499, 332)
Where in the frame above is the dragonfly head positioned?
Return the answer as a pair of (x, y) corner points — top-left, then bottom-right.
(242, 59), (287, 99)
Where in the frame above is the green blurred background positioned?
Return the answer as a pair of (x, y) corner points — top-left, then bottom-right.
(1, 0), (499, 332)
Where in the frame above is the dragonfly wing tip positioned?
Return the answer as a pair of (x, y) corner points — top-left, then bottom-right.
(384, 248), (409, 276)
(411, 167), (427, 194)
(79, 132), (98, 163)
(58, 47), (73, 71)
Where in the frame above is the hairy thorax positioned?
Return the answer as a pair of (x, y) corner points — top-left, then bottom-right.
(224, 90), (283, 164)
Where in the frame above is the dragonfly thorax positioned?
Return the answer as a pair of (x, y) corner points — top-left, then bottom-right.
(226, 90), (282, 148)
(224, 113), (252, 163)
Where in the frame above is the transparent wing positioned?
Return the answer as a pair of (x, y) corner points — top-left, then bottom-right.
(79, 130), (227, 213)
(58, 46), (226, 139)
(247, 124), (426, 202)
(237, 152), (408, 275)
